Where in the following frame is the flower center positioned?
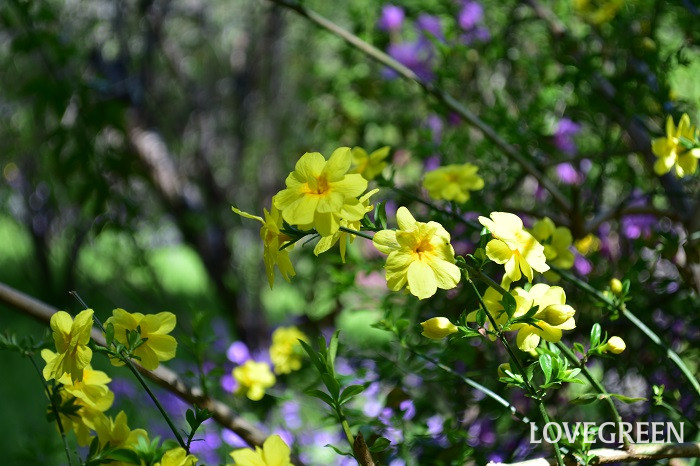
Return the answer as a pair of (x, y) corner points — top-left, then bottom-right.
(414, 238), (434, 259)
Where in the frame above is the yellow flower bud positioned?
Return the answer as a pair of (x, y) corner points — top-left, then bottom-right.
(497, 363), (511, 378)
(604, 336), (626, 354)
(610, 278), (623, 295)
(420, 317), (458, 340)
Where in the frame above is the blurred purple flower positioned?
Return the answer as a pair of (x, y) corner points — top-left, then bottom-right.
(621, 195), (655, 239)
(389, 459), (406, 466)
(399, 399), (416, 420)
(416, 14), (444, 40)
(378, 5), (405, 31)
(210, 317), (231, 352)
(574, 254), (593, 276)
(281, 401), (302, 430)
(222, 429), (248, 448)
(110, 378), (136, 399)
(334, 357), (354, 376)
(189, 431), (222, 465)
(468, 418), (496, 447)
(553, 118), (581, 156)
(364, 399), (384, 417)
(424, 155), (441, 171)
(355, 270), (388, 289)
(460, 26), (491, 44)
(226, 341), (250, 365)
(379, 407), (394, 426)
(426, 414), (444, 436)
(458, 1), (484, 30)
(386, 42), (434, 81)
(220, 373), (237, 393)
(273, 428), (294, 448)
(556, 162), (581, 185)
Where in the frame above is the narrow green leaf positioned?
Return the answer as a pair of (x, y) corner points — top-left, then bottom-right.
(609, 394), (647, 404)
(539, 354), (553, 384)
(369, 437), (391, 452)
(590, 323), (602, 348)
(339, 384), (365, 405)
(305, 389), (335, 407)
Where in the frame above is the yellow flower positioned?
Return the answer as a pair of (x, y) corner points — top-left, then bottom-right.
(350, 146), (390, 180)
(610, 278), (623, 295)
(509, 284), (576, 352)
(420, 317), (458, 340)
(652, 114), (700, 177)
(93, 411), (148, 449)
(41, 358), (115, 446)
(230, 434), (293, 466)
(274, 148), (369, 236)
(313, 188), (379, 262)
(373, 207), (461, 300)
(530, 217), (574, 281)
(233, 204), (296, 288)
(269, 326), (308, 375)
(573, 0), (623, 24)
(422, 163), (484, 203)
(603, 336), (626, 354)
(155, 448), (198, 466)
(43, 309), (94, 382)
(574, 233), (600, 255)
(105, 309), (177, 370)
(233, 361), (276, 401)
(479, 212), (549, 282)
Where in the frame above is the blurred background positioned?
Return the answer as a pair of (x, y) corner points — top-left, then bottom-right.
(0, 0), (698, 464)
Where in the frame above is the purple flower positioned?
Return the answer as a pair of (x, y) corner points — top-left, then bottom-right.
(379, 407), (394, 426)
(220, 373), (237, 393)
(281, 401), (302, 430)
(467, 419), (496, 447)
(189, 431), (222, 465)
(399, 399), (416, 420)
(389, 459), (406, 466)
(556, 162), (581, 185)
(423, 155), (441, 172)
(222, 429), (248, 448)
(460, 26), (491, 45)
(426, 414), (444, 436)
(553, 118), (581, 156)
(378, 5), (405, 31)
(416, 14), (443, 40)
(458, 1), (484, 30)
(574, 254), (593, 276)
(363, 399), (384, 417)
(110, 378), (136, 399)
(621, 194), (655, 239)
(273, 428), (294, 447)
(424, 114), (444, 143)
(386, 42), (434, 81)
(226, 341), (250, 365)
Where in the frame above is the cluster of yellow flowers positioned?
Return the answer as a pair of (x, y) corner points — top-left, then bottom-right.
(233, 326), (308, 401)
(39, 309), (195, 465)
(652, 113), (700, 178)
(422, 163), (484, 203)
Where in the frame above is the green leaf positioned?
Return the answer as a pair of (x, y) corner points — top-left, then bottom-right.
(609, 394), (647, 404)
(590, 324), (601, 348)
(375, 201), (388, 230)
(106, 448), (141, 463)
(324, 444), (354, 457)
(328, 330), (340, 376)
(369, 437), (391, 452)
(339, 384), (365, 405)
(321, 373), (340, 400)
(185, 409), (196, 429)
(573, 342), (585, 355)
(476, 309), (486, 327)
(305, 389), (335, 407)
(501, 292), (516, 318)
(539, 354), (553, 384)
(105, 323), (115, 348)
(570, 394), (599, 405)
(299, 339), (326, 375)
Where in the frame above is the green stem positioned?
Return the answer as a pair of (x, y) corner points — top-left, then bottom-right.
(468, 279), (564, 466)
(339, 226), (374, 240)
(340, 417), (355, 447)
(551, 268), (700, 398)
(556, 342), (629, 448)
(69, 292), (188, 450)
(28, 355), (73, 466)
(265, 0), (571, 214)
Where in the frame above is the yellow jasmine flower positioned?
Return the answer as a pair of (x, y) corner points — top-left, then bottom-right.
(610, 278), (623, 295)
(652, 114), (700, 177)
(269, 326), (308, 375)
(105, 309), (177, 370)
(509, 284), (576, 351)
(233, 361), (276, 401)
(41, 358), (115, 446)
(530, 217), (574, 269)
(313, 188), (379, 262)
(479, 212), (549, 282)
(420, 317), (458, 340)
(274, 148), (368, 237)
(573, 0), (623, 24)
(233, 204), (296, 288)
(422, 163), (484, 203)
(350, 146), (390, 180)
(603, 336), (626, 354)
(155, 447), (198, 466)
(43, 309), (94, 382)
(574, 233), (600, 255)
(230, 434), (293, 466)
(93, 411), (148, 449)
(373, 206), (461, 300)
